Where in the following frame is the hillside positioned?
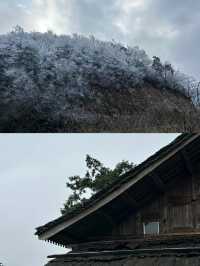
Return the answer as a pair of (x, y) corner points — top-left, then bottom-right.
(63, 84), (199, 132)
(0, 27), (199, 132)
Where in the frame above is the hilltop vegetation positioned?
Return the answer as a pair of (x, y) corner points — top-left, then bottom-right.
(0, 26), (199, 132)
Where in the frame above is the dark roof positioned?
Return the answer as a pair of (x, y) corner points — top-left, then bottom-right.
(49, 247), (200, 259)
(46, 234), (200, 265)
(46, 247), (200, 266)
(36, 133), (200, 243)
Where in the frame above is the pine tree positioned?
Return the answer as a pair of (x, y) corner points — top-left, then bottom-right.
(61, 155), (135, 214)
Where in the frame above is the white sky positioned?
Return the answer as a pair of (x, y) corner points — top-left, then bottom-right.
(0, 133), (179, 266)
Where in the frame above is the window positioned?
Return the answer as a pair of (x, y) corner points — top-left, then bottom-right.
(143, 222), (159, 235)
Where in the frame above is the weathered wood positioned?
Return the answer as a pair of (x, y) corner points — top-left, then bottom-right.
(38, 135), (200, 266)
(71, 233), (200, 252)
(121, 191), (138, 208)
(46, 247), (200, 266)
(181, 149), (196, 176)
(112, 173), (200, 237)
(38, 135), (200, 241)
(96, 210), (117, 227)
(150, 172), (165, 191)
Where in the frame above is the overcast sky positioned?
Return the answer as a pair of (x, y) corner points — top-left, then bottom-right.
(0, 0), (199, 79)
(0, 133), (179, 266)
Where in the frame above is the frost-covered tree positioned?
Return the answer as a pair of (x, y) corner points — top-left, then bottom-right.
(152, 56), (163, 76)
(0, 27), (198, 130)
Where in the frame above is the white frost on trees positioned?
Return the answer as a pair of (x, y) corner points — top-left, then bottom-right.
(0, 26), (198, 121)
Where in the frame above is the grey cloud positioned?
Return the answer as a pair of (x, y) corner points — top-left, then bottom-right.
(66, 0), (200, 78)
(0, 1), (31, 34)
(135, 0), (200, 78)
(0, 0), (199, 78)
(65, 0), (124, 40)
(111, 0), (200, 79)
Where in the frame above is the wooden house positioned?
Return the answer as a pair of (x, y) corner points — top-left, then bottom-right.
(36, 134), (200, 265)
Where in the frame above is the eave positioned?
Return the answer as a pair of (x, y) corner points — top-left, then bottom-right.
(36, 134), (200, 246)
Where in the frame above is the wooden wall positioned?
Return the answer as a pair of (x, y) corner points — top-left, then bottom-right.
(112, 173), (200, 236)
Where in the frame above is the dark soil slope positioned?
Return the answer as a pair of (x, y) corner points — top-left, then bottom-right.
(1, 84), (199, 132)
(60, 85), (199, 133)
(50, 85), (199, 133)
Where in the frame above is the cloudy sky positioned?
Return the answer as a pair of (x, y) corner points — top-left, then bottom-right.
(0, 0), (199, 79)
(0, 134), (179, 266)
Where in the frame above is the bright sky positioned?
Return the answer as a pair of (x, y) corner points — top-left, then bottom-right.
(0, 133), (179, 266)
(0, 0), (199, 79)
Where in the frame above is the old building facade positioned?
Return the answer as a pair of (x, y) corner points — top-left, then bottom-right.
(36, 134), (200, 265)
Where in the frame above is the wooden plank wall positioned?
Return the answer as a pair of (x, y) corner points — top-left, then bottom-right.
(112, 173), (200, 236)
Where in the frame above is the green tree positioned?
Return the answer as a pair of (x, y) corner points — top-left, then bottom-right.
(61, 155), (135, 214)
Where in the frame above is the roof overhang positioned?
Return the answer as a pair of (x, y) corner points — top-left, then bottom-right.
(36, 134), (200, 245)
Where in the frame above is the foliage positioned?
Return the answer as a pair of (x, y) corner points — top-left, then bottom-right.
(61, 155), (135, 214)
(0, 26), (198, 131)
